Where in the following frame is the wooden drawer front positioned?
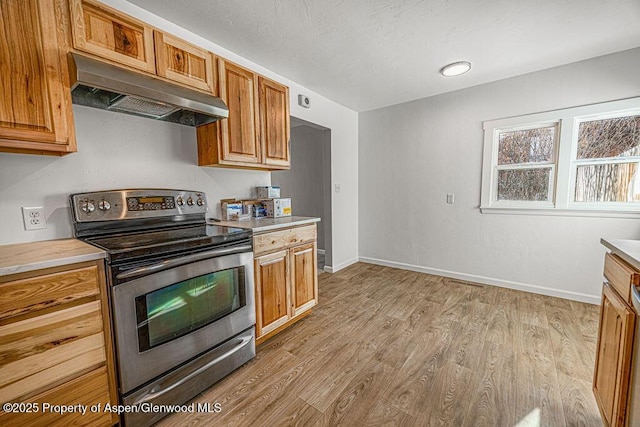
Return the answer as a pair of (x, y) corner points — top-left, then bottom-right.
(70, 0), (156, 73)
(0, 265), (100, 321)
(253, 225), (317, 256)
(154, 31), (215, 93)
(0, 366), (112, 427)
(604, 253), (639, 305)
(0, 301), (105, 402)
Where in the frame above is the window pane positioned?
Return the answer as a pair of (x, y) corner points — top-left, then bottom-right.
(574, 162), (640, 202)
(497, 168), (551, 201)
(498, 126), (555, 165)
(577, 115), (640, 159)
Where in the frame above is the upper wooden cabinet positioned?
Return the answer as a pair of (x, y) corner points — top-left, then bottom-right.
(0, 0), (77, 155)
(69, 0), (216, 95)
(154, 31), (215, 93)
(215, 60), (261, 165)
(259, 76), (291, 168)
(197, 59), (291, 170)
(69, 0), (156, 73)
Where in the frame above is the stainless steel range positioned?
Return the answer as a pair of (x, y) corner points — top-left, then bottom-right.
(70, 189), (255, 427)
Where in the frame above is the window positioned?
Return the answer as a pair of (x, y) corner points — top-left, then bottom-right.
(481, 97), (640, 217)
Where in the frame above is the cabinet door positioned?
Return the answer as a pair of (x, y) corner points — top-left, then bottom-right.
(0, 0), (76, 155)
(254, 250), (290, 338)
(290, 242), (318, 317)
(217, 60), (261, 164)
(593, 282), (636, 426)
(69, 0), (156, 73)
(154, 31), (215, 93)
(259, 76), (290, 168)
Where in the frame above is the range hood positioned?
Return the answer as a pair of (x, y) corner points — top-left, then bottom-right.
(68, 53), (228, 126)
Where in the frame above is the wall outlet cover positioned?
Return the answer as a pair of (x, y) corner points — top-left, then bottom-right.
(22, 206), (47, 230)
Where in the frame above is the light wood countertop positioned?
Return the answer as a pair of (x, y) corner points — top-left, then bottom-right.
(0, 239), (106, 276)
(601, 238), (640, 271)
(212, 216), (320, 233)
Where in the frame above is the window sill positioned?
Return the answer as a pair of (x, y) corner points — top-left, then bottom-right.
(480, 206), (640, 219)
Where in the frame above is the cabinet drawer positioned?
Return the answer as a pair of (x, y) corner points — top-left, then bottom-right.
(0, 366), (112, 427)
(604, 253), (639, 305)
(253, 225), (316, 256)
(0, 265), (100, 321)
(0, 301), (106, 402)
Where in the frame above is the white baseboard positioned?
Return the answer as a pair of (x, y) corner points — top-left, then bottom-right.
(324, 257), (359, 274)
(358, 256), (601, 305)
(317, 249), (325, 255)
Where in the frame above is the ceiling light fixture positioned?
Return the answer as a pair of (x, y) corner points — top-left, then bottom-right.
(440, 61), (471, 77)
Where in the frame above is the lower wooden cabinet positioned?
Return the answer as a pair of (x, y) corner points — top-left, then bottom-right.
(594, 254), (638, 426)
(253, 225), (318, 344)
(0, 260), (118, 426)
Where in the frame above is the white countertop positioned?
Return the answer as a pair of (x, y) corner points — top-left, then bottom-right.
(212, 216), (320, 233)
(601, 238), (640, 271)
(0, 239), (106, 276)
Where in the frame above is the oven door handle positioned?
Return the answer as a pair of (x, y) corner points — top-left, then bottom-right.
(116, 244), (252, 280)
(130, 333), (253, 405)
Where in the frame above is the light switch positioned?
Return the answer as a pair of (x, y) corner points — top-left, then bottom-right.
(446, 193), (455, 204)
(335, 184), (341, 193)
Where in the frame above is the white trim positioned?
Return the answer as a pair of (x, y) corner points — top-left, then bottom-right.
(358, 256), (601, 305)
(323, 257), (359, 273)
(480, 206), (640, 218)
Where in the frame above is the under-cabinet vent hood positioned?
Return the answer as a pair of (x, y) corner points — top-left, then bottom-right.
(68, 53), (228, 126)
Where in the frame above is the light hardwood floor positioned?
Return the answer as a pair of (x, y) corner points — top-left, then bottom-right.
(158, 263), (603, 427)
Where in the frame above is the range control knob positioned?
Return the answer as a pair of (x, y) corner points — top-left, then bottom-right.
(98, 200), (111, 211)
(187, 197), (194, 206)
(176, 197), (185, 206)
(81, 201), (95, 213)
(196, 197), (204, 206)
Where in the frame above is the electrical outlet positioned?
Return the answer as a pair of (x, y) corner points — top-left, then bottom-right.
(22, 207), (47, 230)
(335, 184), (341, 193)
(446, 193), (455, 204)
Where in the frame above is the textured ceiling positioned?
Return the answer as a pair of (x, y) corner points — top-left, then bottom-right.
(128, 0), (640, 112)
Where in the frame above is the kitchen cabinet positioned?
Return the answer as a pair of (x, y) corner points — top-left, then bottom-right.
(197, 59), (291, 170)
(253, 224), (318, 344)
(0, 260), (118, 426)
(154, 31), (216, 93)
(259, 76), (291, 168)
(69, 0), (156, 73)
(593, 252), (638, 427)
(69, 0), (216, 94)
(0, 0), (76, 155)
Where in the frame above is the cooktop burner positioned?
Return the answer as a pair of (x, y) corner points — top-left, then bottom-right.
(86, 224), (251, 263)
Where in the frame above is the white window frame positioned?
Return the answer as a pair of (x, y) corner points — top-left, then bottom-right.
(481, 97), (640, 218)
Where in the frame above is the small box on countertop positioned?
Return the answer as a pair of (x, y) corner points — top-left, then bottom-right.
(256, 186), (281, 199)
(220, 199), (244, 220)
(261, 198), (292, 217)
(243, 200), (267, 218)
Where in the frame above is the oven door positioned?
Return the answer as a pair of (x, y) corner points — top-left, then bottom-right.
(111, 250), (255, 394)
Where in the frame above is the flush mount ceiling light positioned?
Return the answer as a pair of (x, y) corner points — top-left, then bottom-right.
(440, 61), (472, 77)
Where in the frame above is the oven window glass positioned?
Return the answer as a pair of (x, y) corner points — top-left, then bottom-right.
(135, 267), (246, 351)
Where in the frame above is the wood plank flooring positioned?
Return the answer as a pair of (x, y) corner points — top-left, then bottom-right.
(158, 263), (603, 427)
